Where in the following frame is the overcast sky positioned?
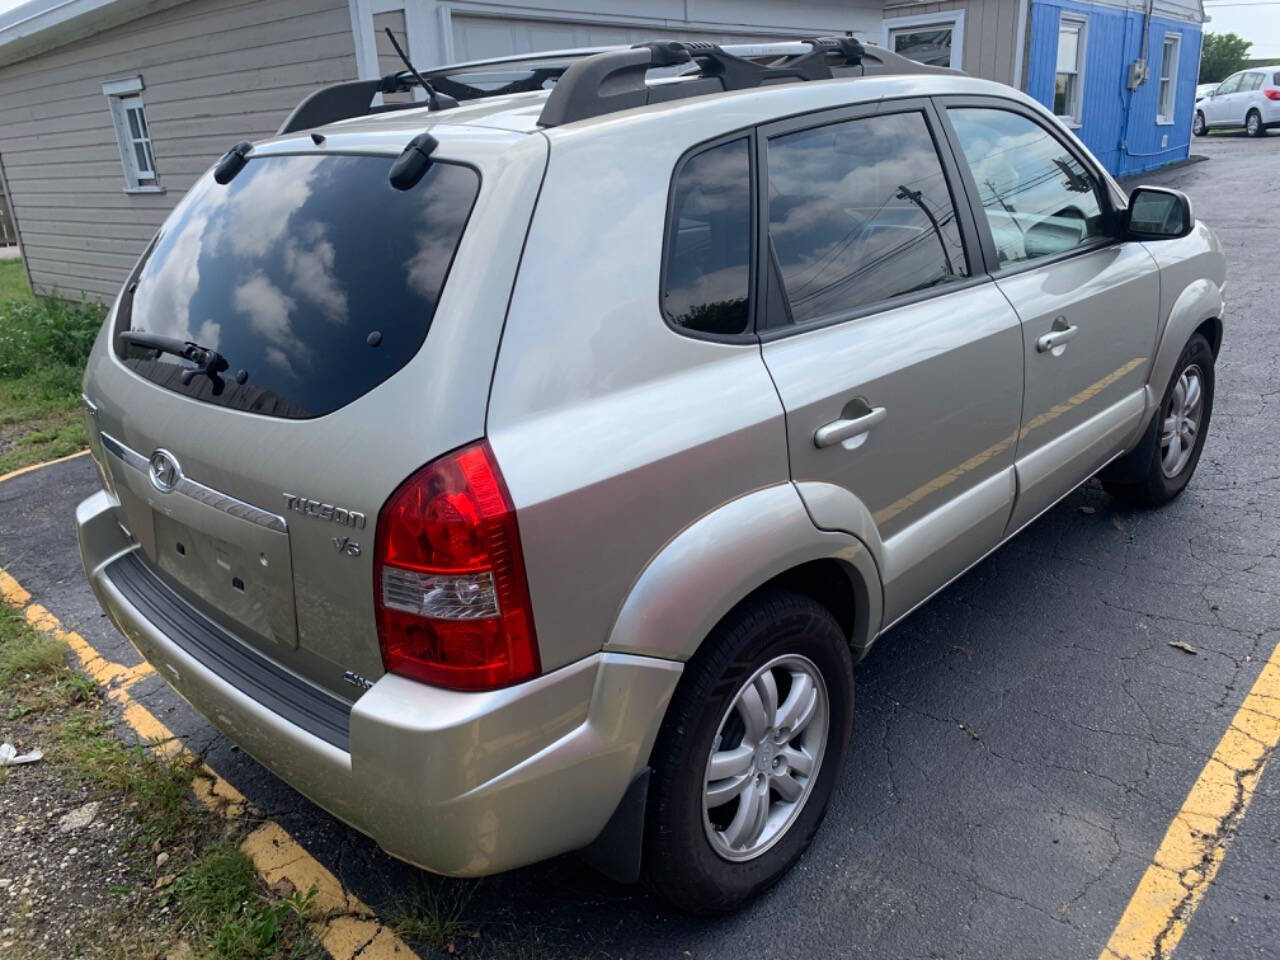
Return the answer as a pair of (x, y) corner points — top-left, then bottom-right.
(1203, 3), (1280, 58)
(0, 1), (1274, 63)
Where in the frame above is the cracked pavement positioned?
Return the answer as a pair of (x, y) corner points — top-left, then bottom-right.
(1, 131), (1277, 959)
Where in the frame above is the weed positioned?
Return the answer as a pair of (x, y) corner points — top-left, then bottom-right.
(54, 711), (204, 846)
(173, 843), (323, 960)
(388, 880), (477, 952)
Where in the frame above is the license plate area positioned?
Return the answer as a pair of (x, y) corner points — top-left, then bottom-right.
(104, 437), (298, 649)
(151, 512), (295, 648)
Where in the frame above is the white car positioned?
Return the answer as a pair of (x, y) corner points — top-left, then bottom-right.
(1194, 68), (1280, 137)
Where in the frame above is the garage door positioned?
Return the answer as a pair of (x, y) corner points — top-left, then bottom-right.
(449, 14), (786, 62)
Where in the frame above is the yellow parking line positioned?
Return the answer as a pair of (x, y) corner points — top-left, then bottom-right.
(0, 567), (417, 960)
(0, 448), (89, 485)
(1099, 639), (1280, 960)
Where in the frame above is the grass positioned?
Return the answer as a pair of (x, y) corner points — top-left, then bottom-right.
(0, 258), (31, 300)
(172, 843), (322, 960)
(0, 587), (323, 960)
(0, 259), (105, 475)
(387, 882), (477, 953)
(53, 711), (206, 846)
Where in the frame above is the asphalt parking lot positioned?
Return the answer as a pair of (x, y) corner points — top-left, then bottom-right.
(2, 130), (1278, 960)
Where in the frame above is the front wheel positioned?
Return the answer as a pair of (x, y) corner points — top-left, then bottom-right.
(1193, 111), (1207, 137)
(1102, 333), (1214, 507)
(642, 590), (853, 914)
(1246, 109), (1264, 137)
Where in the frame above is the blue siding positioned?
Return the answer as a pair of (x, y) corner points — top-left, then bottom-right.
(1027, 0), (1202, 176)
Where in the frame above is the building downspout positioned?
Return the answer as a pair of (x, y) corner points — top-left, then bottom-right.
(1012, 0), (1031, 89)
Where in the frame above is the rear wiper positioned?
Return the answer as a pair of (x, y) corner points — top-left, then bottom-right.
(118, 330), (230, 386)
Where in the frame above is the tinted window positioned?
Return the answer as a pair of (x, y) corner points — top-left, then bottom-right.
(118, 155), (478, 419)
(766, 111), (969, 325)
(948, 108), (1111, 266)
(662, 138), (752, 335)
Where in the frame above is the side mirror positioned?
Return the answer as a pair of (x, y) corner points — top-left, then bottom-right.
(1125, 186), (1193, 240)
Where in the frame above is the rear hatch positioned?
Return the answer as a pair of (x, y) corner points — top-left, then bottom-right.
(86, 128), (545, 700)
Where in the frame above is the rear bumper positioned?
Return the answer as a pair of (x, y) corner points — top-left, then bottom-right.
(76, 489), (682, 877)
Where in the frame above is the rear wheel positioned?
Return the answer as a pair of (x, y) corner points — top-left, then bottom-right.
(643, 590), (853, 914)
(1246, 109), (1264, 137)
(1102, 334), (1214, 507)
(1193, 111), (1207, 136)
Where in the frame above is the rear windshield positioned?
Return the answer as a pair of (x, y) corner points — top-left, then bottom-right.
(117, 154), (479, 419)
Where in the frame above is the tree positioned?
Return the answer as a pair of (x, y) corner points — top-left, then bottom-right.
(1199, 33), (1252, 84)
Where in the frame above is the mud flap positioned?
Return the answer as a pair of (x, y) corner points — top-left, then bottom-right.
(577, 768), (650, 884)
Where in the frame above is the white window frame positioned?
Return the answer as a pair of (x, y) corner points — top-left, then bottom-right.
(1157, 33), (1180, 125)
(102, 76), (162, 194)
(1054, 15), (1088, 128)
(881, 11), (966, 72)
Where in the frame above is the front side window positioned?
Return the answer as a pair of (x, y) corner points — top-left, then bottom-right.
(662, 138), (752, 336)
(766, 111), (969, 326)
(948, 107), (1111, 266)
(1055, 17), (1087, 125)
(1158, 34), (1180, 123)
(1216, 73), (1242, 96)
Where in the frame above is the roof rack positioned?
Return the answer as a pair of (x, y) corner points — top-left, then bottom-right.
(278, 73), (418, 135)
(276, 50), (600, 135)
(275, 38), (958, 136)
(536, 37), (957, 127)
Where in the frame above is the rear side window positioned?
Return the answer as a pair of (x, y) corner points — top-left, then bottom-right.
(118, 154), (479, 419)
(1243, 72), (1264, 91)
(766, 111), (969, 326)
(662, 138), (752, 336)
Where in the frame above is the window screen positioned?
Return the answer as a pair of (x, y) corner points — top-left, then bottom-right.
(766, 111), (968, 325)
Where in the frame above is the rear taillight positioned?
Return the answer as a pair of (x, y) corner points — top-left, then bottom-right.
(373, 441), (540, 691)
(1264, 88), (1280, 101)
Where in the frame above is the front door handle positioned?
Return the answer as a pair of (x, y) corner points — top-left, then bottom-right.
(814, 405), (887, 449)
(1036, 321), (1079, 354)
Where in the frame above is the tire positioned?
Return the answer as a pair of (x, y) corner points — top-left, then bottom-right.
(1102, 333), (1214, 508)
(1246, 109), (1264, 137)
(642, 590), (854, 914)
(1193, 111), (1206, 137)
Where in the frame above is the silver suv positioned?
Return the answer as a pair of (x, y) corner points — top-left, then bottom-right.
(76, 39), (1226, 913)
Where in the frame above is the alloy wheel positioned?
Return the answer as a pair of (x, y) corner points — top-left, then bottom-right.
(1247, 112), (1261, 136)
(702, 654), (829, 861)
(1160, 363), (1205, 478)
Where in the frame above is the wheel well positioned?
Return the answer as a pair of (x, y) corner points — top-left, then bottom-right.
(757, 559), (858, 646)
(1196, 316), (1223, 359)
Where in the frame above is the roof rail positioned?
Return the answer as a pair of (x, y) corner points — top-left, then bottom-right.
(276, 50), (602, 135)
(275, 39), (957, 137)
(277, 74), (416, 135)
(534, 36), (961, 127)
(538, 37), (868, 127)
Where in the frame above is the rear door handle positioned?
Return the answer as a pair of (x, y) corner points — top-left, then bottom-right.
(1036, 324), (1079, 353)
(814, 406), (887, 449)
